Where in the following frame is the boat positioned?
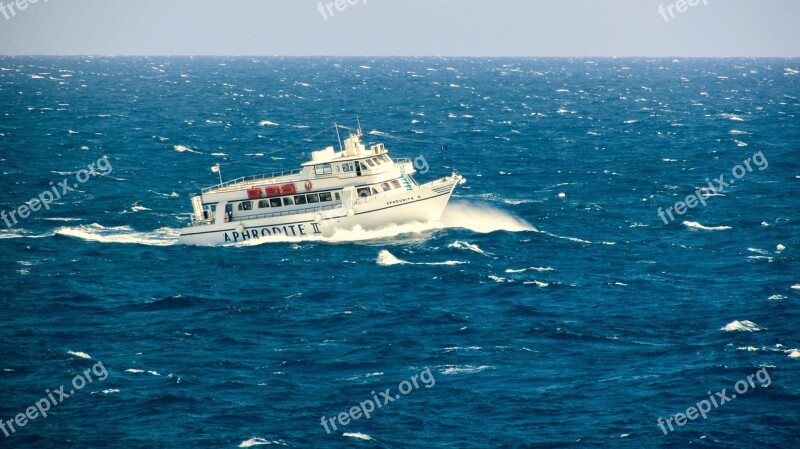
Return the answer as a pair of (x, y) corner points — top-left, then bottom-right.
(178, 127), (466, 245)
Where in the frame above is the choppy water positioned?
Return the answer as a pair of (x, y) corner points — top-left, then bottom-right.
(1, 57), (799, 448)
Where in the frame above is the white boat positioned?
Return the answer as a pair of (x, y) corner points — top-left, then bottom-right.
(178, 128), (466, 246)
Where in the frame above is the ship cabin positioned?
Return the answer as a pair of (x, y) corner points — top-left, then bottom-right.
(189, 132), (418, 226)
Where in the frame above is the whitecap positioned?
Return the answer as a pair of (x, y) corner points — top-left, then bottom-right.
(239, 438), (273, 447)
(721, 320), (762, 332)
(125, 369), (145, 373)
(448, 240), (492, 257)
(441, 365), (492, 375)
(789, 350), (800, 358)
(258, 120), (279, 127)
(67, 351), (91, 359)
(376, 249), (465, 267)
(722, 113), (745, 122)
(102, 389), (120, 394)
(489, 275), (512, 283)
(55, 223), (179, 246)
(440, 201), (534, 233)
(737, 346), (759, 352)
(343, 433), (373, 441)
(683, 221), (731, 231)
(523, 280), (549, 287)
(505, 266), (554, 273)
(174, 145), (202, 154)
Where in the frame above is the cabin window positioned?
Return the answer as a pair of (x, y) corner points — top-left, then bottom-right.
(357, 187), (371, 197)
(307, 193), (320, 203)
(335, 165), (340, 173)
(294, 195), (307, 205)
(366, 159), (376, 167)
(391, 180), (401, 189)
(360, 162), (369, 170)
(238, 201), (252, 211)
(314, 164), (332, 175)
(335, 192), (341, 201)
(270, 198), (282, 207)
(371, 188), (379, 195)
(381, 182), (391, 191)
(283, 197), (294, 206)
(342, 163), (351, 173)
(258, 200), (270, 209)
(319, 192), (332, 202)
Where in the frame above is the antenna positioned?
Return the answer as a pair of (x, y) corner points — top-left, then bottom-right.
(356, 116), (362, 135)
(334, 123), (343, 152)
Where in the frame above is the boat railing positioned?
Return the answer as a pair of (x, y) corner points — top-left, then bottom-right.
(230, 202), (343, 222)
(201, 169), (304, 193)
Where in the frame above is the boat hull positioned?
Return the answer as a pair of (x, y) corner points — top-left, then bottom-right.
(178, 176), (460, 246)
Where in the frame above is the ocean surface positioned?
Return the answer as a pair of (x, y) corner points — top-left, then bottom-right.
(1, 57), (799, 448)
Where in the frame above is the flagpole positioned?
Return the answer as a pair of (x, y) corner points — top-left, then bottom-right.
(212, 164), (223, 185)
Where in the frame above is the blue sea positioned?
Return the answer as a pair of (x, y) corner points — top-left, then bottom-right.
(1, 57), (799, 448)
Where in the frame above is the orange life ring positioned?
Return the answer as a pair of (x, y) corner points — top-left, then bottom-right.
(304, 181), (313, 191)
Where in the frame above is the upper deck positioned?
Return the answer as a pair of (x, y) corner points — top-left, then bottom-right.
(201, 131), (413, 196)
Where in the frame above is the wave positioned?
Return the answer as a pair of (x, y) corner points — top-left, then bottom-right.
(440, 201), (534, 233)
(523, 280), (549, 287)
(440, 364), (493, 375)
(448, 240), (493, 257)
(376, 249), (465, 266)
(174, 145), (202, 154)
(258, 120), (279, 127)
(721, 113), (745, 122)
(721, 320), (762, 332)
(239, 438), (282, 447)
(343, 433), (373, 441)
(237, 201), (534, 247)
(505, 266), (554, 273)
(67, 350), (92, 359)
(55, 223), (179, 246)
(683, 221), (731, 231)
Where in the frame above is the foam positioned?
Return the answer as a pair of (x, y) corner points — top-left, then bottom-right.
(56, 223), (179, 246)
(721, 320), (762, 332)
(174, 145), (202, 154)
(440, 201), (534, 233)
(376, 250), (465, 267)
(343, 433), (373, 441)
(67, 350), (92, 359)
(448, 240), (493, 257)
(683, 221), (732, 231)
(440, 365), (493, 375)
(238, 438), (277, 447)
